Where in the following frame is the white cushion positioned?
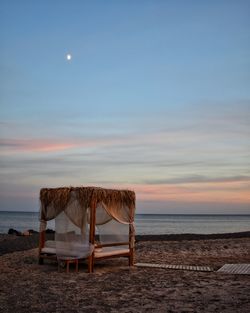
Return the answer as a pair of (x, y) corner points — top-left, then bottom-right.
(94, 247), (129, 258)
(41, 247), (56, 254)
(44, 240), (56, 248)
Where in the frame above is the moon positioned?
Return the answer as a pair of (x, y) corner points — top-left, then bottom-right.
(66, 54), (72, 61)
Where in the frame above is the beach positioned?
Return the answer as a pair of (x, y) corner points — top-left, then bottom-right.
(0, 232), (250, 312)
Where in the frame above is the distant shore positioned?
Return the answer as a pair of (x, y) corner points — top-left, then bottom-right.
(1, 231), (250, 256)
(136, 231), (250, 241)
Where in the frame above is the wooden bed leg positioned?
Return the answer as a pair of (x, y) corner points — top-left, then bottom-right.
(38, 257), (44, 265)
(91, 254), (94, 272)
(88, 256), (91, 273)
(88, 254), (93, 273)
(129, 248), (134, 266)
(38, 230), (45, 265)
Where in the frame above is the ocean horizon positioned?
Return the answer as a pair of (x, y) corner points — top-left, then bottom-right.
(0, 211), (250, 235)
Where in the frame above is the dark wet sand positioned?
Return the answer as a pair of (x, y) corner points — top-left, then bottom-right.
(0, 232), (250, 312)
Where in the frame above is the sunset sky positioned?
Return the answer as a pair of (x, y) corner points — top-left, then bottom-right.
(0, 0), (249, 213)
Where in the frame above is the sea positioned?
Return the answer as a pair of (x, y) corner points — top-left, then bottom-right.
(0, 211), (250, 235)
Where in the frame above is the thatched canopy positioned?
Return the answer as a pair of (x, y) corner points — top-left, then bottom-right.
(39, 187), (136, 271)
(39, 186), (136, 225)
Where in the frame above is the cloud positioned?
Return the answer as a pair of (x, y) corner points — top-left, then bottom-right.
(0, 138), (78, 152)
(136, 200), (250, 214)
(144, 175), (250, 185)
(0, 136), (125, 153)
(0, 100), (249, 213)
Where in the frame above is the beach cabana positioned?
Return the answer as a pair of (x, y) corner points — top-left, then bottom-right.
(38, 187), (136, 272)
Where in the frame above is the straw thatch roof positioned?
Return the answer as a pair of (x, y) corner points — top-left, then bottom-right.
(40, 186), (136, 214)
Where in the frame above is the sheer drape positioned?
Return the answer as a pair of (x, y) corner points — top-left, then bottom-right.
(55, 210), (93, 259)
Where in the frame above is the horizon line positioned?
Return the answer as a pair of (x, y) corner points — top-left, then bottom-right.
(0, 210), (250, 216)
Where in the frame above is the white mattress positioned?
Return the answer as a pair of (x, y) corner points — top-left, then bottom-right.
(44, 240), (56, 248)
(41, 247), (56, 254)
(94, 247), (130, 258)
(41, 241), (130, 259)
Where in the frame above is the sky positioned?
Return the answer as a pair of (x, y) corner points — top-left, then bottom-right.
(0, 0), (249, 214)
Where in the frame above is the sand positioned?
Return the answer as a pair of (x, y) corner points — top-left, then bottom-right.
(0, 233), (250, 313)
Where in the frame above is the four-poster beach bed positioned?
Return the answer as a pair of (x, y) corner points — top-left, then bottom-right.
(38, 187), (136, 273)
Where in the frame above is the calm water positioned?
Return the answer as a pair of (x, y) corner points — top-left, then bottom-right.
(0, 211), (250, 235)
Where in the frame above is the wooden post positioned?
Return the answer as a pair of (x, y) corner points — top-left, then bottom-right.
(88, 200), (96, 273)
(129, 224), (135, 266)
(38, 230), (45, 264)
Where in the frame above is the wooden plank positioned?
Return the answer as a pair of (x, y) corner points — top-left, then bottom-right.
(135, 263), (213, 272)
(217, 264), (250, 275)
(95, 242), (129, 248)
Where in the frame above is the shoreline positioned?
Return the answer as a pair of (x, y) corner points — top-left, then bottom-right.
(1, 231), (250, 256)
(136, 230), (250, 241)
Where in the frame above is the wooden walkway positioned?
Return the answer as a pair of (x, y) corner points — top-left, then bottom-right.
(136, 263), (250, 275)
(135, 263), (213, 272)
(217, 264), (250, 275)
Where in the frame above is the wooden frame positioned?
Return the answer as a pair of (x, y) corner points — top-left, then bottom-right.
(87, 200), (135, 273)
(88, 199), (96, 273)
(38, 199), (135, 273)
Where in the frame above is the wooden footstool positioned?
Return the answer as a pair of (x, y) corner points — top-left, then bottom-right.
(58, 257), (79, 273)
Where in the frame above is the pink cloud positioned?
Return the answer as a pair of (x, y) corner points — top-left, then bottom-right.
(0, 138), (78, 152)
(0, 138), (98, 153)
(0, 130), (197, 155)
(0, 135), (130, 154)
(113, 182), (250, 204)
